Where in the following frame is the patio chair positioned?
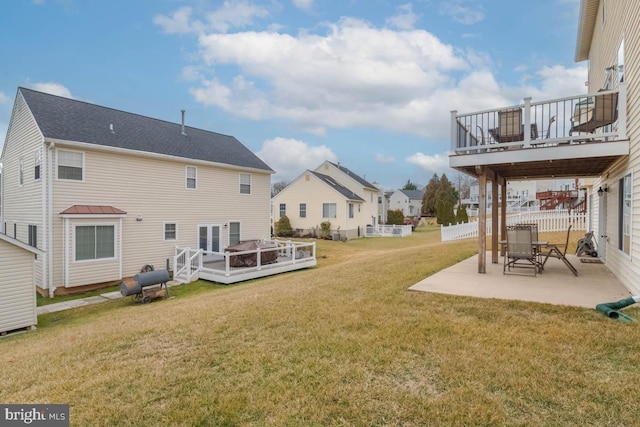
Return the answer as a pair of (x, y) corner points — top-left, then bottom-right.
(569, 91), (618, 135)
(504, 225), (537, 277)
(488, 109), (538, 143)
(541, 225), (578, 276)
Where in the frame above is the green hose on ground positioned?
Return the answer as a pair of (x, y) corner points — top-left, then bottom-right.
(595, 296), (640, 323)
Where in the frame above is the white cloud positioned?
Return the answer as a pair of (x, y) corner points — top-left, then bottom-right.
(0, 91), (10, 104)
(405, 152), (450, 175)
(386, 3), (419, 30)
(256, 137), (337, 182)
(30, 82), (74, 98)
(292, 0), (314, 12)
(154, 2), (268, 35)
(157, 7), (587, 143)
(375, 153), (396, 163)
(440, 0), (484, 25)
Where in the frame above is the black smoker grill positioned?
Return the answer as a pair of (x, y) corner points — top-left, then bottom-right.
(120, 269), (170, 303)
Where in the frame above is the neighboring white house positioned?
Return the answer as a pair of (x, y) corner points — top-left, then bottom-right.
(388, 189), (424, 217)
(0, 233), (42, 334)
(1, 87), (274, 296)
(465, 179), (580, 213)
(271, 161), (380, 239)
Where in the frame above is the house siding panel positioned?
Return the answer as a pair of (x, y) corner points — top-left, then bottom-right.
(50, 146), (271, 286)
(0, 93), (45, 287)
(588, 0), (640, 294)
(0, 240), (37, 333)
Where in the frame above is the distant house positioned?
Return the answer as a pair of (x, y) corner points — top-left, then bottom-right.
(388, 189), (424, 217)
(271, 161), (380, 239)
(0, 233), (42, 334)
(1, 87), (274, 296)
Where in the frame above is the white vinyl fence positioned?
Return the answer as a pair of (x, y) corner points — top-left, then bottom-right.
(441, 209), (586, 242)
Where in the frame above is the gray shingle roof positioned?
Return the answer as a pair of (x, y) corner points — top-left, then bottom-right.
(310, 171), (365, 201)
(328, 161), (377, 190)
(19, 87), (273, 172)
(401, 189), (425, 200)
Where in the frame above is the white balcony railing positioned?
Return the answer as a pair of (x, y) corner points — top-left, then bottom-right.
(451, 83), (627, 154)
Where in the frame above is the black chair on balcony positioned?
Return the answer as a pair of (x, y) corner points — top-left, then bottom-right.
(569, 91), (618, 135)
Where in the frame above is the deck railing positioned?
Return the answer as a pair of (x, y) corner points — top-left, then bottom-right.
(451, 83), (626, 154)
(441, 209), (586, 242)
(365, 224), (413, 237)
(174, 239), (317, 283)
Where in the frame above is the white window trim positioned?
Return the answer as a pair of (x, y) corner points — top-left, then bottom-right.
(240, 172), (252, 195)
(34, 149), (42, 181)
(72, 222), (117, 263)
(19, 157), (24, 187)
(56, 149), (85, 181)
(163, 221), (178, 241)
(618, 171), (633, 260)
(323, 202), (337, 219)
(186, 165), (197, 190)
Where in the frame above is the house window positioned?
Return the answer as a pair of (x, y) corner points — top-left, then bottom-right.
(349, 203), (354, 218)
(299, 203), (306, 218)
(186, 166), (197, 189)
(13, 223), (17, 238)
(323, 203), (337, 218)
(28, 225), (37, 248)
(75, 225), (115, 261)
(58, 150), (84, 180)
(19, 158), (24, 186)
(619, 173), (632, 255)
(279, 203), (286, 217)
(164, 223), (177, 241)
(34, 150), (41, 180)
(229, 221), (240, 246)
(240, 173), (251, 194)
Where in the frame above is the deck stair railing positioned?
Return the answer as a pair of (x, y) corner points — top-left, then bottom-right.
(173, 247), (203, 283)
(441, 209), (586, 242)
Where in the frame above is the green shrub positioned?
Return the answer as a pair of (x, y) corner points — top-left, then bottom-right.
(275, 215), (293, 237)
(387, 209), (405, 225)
(320, 221), (331, 239)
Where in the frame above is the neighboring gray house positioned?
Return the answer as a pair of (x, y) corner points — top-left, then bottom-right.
(1, 87), (274, 296)
(388, 189), (424, 217)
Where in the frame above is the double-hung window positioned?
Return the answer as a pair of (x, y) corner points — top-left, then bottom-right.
(28, 225), (37, 248)
(279, 203), (286, 217)
(323, 203), (337, 218)
(164, 223), (177, 241)
(34, 150), (41, 180)
(58, 150), (84, 180)
(349, 204), (354, 218)
(19, 158), (24, 186)
(299, 203), (306, 218)
(75, 225), (115, 261)
(186, 166), (197, 189)
(240, 173), (251, 194)
(229, 222), (241, 246)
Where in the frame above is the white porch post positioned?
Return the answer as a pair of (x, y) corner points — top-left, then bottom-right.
(618, 82), (627, 140)
(523, 97), (532, 147)
(450, 110), (458, 153)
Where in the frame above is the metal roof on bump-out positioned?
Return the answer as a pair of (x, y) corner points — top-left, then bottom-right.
(60, 205), (127, 215)
(18, 87), (274, 173)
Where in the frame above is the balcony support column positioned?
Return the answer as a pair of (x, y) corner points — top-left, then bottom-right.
(523, 97), (532, 148)
(492, 178), (499, 263)
(477, 166), (487, 273)
(501, 179), (507, 257)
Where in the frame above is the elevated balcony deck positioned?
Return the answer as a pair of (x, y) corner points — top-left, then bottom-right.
(450, 83), (629, 180)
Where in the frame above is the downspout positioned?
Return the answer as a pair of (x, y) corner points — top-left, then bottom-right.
(46, 140), (56, 297)
(41, 144), (47, 297)
(595, 295), (640, 323)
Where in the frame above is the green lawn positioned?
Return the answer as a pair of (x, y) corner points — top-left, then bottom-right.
(2, 224), (640, 426)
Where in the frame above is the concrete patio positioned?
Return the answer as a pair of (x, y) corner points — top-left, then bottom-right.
(410, 252), (632, 308)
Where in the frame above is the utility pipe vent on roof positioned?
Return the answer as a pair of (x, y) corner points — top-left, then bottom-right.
(181, 109), (186, 136)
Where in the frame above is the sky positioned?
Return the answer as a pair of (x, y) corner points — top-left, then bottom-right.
(0, 0), (587, 191)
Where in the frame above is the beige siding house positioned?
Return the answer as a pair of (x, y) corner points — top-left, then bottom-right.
(576, 0), (640, 294)
(0, 233), (42, 333)
(272, 162), (380, 240)
(449, 0), (640, 295)
(1, 88), (273, 296)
